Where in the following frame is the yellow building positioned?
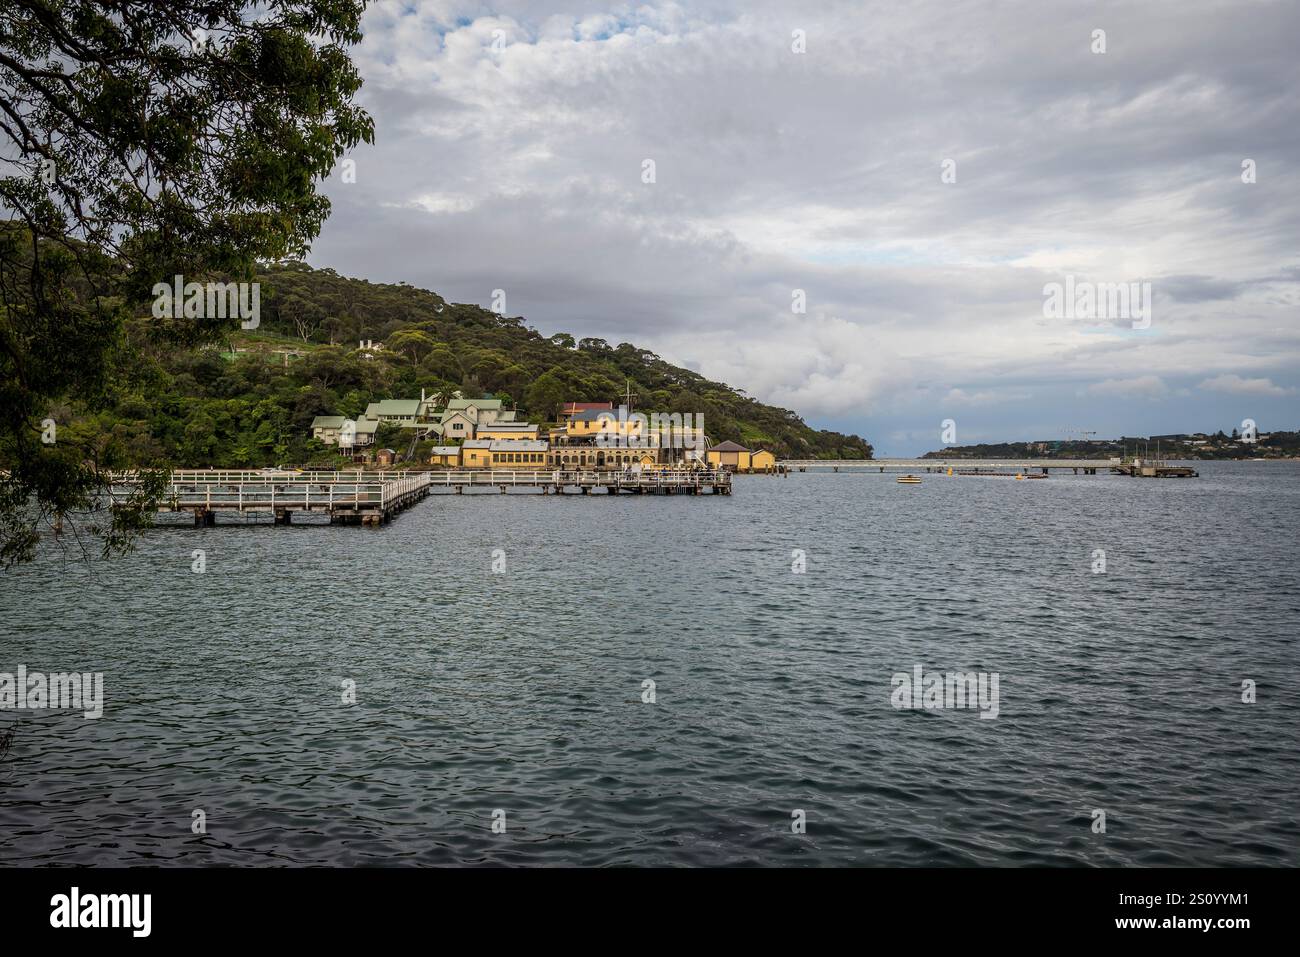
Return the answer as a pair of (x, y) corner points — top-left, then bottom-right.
(460, 439), (493, 468)
(488, 440), (549, 468)
(705, 441), (752, 471)
(750, 449), (777, 473)
(563, 408), (643, 439)
(476, 423), (541, 441)
(429, 445), (461, 467)
(549, 446), (659, 469)
(460, 440), (549, 469)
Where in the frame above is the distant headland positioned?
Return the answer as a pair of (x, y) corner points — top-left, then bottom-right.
(921, 429), (1299, 460)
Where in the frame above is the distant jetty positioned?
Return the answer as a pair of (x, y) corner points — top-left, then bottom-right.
(781, 457), (1106, 475)
(781, 456), (1203, 478)
(1109, 459), (1198, 478)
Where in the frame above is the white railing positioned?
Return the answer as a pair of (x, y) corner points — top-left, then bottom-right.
(378, 471), (432, 507)
(114, 468), (731, 485)
(428, 469), (730, 486)
(109, 468), (727, 511)
(133, 470), (433, 511)
(780, 458), (1116, 469)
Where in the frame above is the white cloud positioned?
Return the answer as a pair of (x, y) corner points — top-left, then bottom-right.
(407, 192), (476, 215)
(1198, 374), (1296, 397)
(1085, 376), (1170, 400)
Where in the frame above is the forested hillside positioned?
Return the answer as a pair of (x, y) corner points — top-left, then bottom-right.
(27, 259), (873, 468)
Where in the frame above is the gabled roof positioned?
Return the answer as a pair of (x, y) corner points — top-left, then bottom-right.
(369, 399), (422, 416)
(311, 415), (346, 429)
(480, 422), (537, 431)
(560, 401), (614, 414)
(571, 409), (618, 422)
(352, 418), (380, 435)
(710, 440), (750, 452)
(446, 397), (503, 411)
(430, 446), (460, 456)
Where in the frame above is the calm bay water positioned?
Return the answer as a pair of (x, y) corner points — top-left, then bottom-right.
(1, 461), (1297, 866)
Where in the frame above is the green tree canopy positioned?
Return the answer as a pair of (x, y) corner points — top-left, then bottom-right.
(1, 0), (372, 566)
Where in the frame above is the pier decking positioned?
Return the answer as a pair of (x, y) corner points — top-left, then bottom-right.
(781, 457), (1202, 478)
(781, 458), (1113, 474)
(112, 468), (732, 526)
(1109, 462), (1199, 478)
(424, 468), (731, 495)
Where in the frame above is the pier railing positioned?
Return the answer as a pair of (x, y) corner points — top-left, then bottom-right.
(143, 472), (430, 511)
(780, 458), (1117, 471)
(108, 469), (731, 514)
(426, 469), (731, 488)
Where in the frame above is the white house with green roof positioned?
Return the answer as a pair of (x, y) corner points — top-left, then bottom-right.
(437, 409), (476, 440)
(423, 397), (518, 441)
(311, 415), (348, 444)
(363, 399), (427, 424)
(443, 397), (511, 426)
(312, 416), (379, 448)
(351, 418), (379, 447)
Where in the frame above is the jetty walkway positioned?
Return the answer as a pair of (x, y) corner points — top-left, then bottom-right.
(780, 458), (1114, 474)
(111, 468), (732, 526)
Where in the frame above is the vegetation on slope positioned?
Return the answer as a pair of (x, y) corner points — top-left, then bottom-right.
(91, 259), (873, 467)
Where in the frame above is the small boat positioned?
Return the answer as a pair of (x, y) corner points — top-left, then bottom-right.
(896, 475), (921, 484)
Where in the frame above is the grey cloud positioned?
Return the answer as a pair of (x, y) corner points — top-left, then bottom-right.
(305, 0), (1300, 452)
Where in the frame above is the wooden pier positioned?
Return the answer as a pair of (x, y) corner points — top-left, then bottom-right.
(123, 469), (434, 526)
(781, 458), (1111, 474)
(951, 468), (1049, 478)
(424, 469), (731, 496)
(112, 468), (732, 527)
(1109, 461), (1199, 478)
(780, 456), (1203, 478)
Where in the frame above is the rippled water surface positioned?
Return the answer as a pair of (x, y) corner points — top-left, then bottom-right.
(2, 461), (1298, 866)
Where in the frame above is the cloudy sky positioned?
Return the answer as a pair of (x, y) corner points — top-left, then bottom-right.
(307, 0), (1300, 455)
